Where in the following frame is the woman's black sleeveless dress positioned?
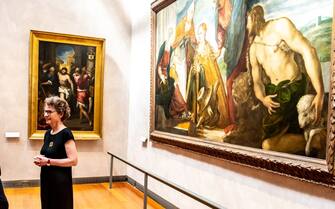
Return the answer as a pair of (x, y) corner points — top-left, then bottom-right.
(40, 128), (74, 209)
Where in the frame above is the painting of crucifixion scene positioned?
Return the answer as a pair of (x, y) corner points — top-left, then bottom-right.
(37, 41), (96, 131)
(154, 0), (332, 159)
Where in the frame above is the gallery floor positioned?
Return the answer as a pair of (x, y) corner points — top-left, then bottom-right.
(4, 182), (163, 209)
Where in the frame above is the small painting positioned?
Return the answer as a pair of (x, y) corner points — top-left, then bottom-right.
(29, 31), (105, 140)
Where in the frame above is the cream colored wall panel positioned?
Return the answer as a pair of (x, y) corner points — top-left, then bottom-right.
(0, 0), (131, 180)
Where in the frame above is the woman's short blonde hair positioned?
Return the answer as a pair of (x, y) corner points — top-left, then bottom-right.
(44, 96), (71, 121)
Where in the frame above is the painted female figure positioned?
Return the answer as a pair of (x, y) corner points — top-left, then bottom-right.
(187, 23), (229, 129)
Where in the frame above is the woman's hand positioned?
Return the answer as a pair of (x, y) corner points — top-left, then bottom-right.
(33, 155), (48, 167)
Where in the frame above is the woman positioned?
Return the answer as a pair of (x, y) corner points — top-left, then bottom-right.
(34, 96), (78, 209)
(0, 167), (9, 209)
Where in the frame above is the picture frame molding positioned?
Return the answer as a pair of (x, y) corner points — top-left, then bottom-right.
(29, 30), (105, 140)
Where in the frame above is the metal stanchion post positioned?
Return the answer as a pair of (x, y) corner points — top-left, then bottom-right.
(143, 173), (148, 209)
(109, 155), (114, 189)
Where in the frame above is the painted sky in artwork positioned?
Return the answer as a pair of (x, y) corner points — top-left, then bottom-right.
(56, 45), (75, 63)
(260, 0), (332, 29)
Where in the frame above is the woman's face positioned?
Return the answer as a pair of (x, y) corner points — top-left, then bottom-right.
(44, 104), (61, 125)
(197, 28), (206, 43)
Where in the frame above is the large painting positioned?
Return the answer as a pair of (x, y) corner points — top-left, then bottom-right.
(29, 30), (105, 140)
(150, 0), (335, 185)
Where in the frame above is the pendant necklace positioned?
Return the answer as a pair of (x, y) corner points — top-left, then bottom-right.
(49, 135), (54, 148)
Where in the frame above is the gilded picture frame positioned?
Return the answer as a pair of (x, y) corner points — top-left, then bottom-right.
(150, 0), (335, 186)
(29, 30), (105, 140)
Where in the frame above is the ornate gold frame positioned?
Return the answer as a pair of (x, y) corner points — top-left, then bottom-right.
(150, 0), (335, 186)
(29, 30), (105, 140)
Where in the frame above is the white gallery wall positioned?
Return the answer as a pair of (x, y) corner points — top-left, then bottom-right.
(0, 0), (131, 180)
(127, 0), (335, 209)
(0, 0), (335, 209)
